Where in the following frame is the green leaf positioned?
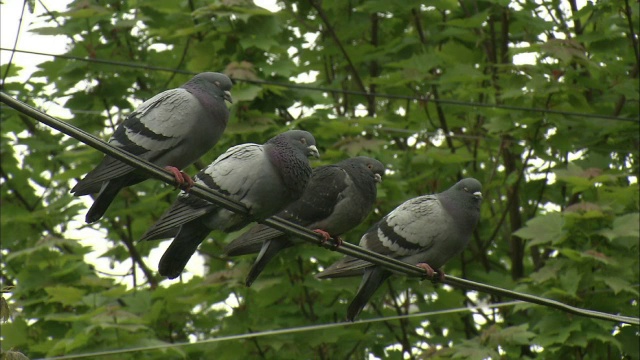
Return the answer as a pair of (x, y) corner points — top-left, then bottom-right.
(45, 286), (87, 306)
(514, 212), (565, 247)
(599, 213), (640, 241)
(232, 84), (264, 102)
(595, 276), (639, 296)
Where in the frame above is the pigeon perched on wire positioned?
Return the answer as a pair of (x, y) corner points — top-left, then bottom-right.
(316, 178), (482, 321)
(140, 130), (320, 279)
(71, 72), (234, 223)
(224, 156), (386, 287)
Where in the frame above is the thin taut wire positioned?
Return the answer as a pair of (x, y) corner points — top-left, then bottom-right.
(1, 47), (639, 123)
(35, 301), (523, 360)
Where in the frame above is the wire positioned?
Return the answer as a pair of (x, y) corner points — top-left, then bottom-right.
(35, 300), (524, 360)
(0, 106), (497, 141)
(1, 47), (639, 123)
(1, 92), (638, 328)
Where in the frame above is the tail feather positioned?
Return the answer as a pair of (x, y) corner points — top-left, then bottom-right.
(85, 181), (123, 223)
(346, 267), (391, 321)
(316, 257), (369, 279)
(158, 221), (211, 279)
(245, 239), (291, 287)
(224, 236), (265, 257)
(224, 225), (284, 256)
(140, 202), (212, 242)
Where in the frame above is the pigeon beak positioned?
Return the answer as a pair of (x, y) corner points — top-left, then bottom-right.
(224, 91), (233, 103)
(473, 191), (483, 199)
(374, 174), (382, 183)
(308, 145), (320, 159)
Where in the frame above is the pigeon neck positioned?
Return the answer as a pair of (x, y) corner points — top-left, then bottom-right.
(438, 191), (480, 230)
(343, 163), (377, 197)
(182, 81), (230, 125)
(265, 139), (312, 199)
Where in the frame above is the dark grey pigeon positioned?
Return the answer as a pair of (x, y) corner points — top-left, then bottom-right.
(140, 130), (320, 279)
(71, 72), (234, 223)
(316, 178), (482, 321)
(224, 156), (386, 287)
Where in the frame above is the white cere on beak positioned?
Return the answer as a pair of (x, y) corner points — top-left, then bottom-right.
(308, 145), (320, 158)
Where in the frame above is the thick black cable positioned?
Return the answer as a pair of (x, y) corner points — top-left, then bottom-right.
(1, 92), (638, 326)
(1, 47), (639, 123)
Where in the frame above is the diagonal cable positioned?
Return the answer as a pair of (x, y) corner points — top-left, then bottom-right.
(1, 91), (638, 327)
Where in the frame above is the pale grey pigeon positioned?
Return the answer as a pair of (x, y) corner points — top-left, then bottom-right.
(316, 178), (482, 321)
(224, 156), (386, 287)
(71, 72), (234, 223)
(140, 130), (320, 279)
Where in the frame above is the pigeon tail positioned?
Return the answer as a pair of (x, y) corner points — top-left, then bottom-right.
(223, 229), (272, 257)
(158, 221), (211, 279)
(85, 181), (123, 223)
(346, 267), (391, 321)
(245, 238), (291, 287)
(224, 239), (264, 257)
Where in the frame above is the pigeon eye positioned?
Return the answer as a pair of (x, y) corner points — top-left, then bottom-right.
(463, 187), (469, 192)
(300, 138), (307, 145)
(367, 164), (373, 169)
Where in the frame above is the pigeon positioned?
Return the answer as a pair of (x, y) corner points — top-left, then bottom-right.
(316, 178), (482, 321)
(224, 156), (386, 287)
(71, 72), (234, 223)
(139, 130), (320, 279)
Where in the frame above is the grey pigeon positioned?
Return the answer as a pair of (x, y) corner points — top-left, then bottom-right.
(71, 72), (234, 223)
(316, 178), (482, 321)
(224, 156), (386, 287)
(140, 130), (320, 279)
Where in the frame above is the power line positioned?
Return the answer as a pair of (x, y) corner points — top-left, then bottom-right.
(0, 105), (504, 145)
(1, 92), (638, 328)
(1, 47), (638, 123)
(35, 300), (523, 360)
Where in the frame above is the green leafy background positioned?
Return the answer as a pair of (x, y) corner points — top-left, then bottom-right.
(1, 0), (638, 358)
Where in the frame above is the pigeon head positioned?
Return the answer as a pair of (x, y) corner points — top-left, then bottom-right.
(438, 177), (483, 228)
(277, 130), (320, 159)
(186, 72), (234, 103)
(348, 156), (385, 183)
(452, 177), (483, 201)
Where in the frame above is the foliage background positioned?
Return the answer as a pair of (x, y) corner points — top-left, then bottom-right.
(1, 0), (639, 358)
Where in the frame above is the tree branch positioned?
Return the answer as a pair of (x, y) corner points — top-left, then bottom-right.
(368, 13), (380, 117)
(386, 281), (414, 358)
(309, 0), (368, 95)
(107, 217), (159, 289)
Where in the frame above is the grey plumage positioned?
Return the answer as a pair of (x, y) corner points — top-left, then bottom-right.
(71, 72), (234, 223)
(224, 156), (386, 286)
(140, 130), (320, 279)
(317, 178), (483, 321)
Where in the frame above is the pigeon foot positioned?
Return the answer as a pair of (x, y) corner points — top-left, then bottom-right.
(164, 166), (194, 191)
(416, 263), (444, 282)
(312, 229), (342, 248)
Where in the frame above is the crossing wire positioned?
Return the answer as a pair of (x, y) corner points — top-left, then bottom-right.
(1, 92), (638, 328)
(1, 47), (639, 123)
(34, 300), (524, 360)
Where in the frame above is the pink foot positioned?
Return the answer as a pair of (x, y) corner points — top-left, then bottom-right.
(164, 166), (194, 191)
(416, 263), (444, 282)
(181, 173), (195, 191)
(312, 229), (342, 248)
